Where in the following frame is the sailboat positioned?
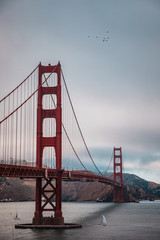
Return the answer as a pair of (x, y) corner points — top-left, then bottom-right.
(102, 215), (107, 226)
(14, 211), (20, 220)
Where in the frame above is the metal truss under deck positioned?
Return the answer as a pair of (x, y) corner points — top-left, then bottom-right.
(0, 164), (120, 186)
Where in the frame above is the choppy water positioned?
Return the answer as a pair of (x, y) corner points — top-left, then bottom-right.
(0, 200), (160, 240)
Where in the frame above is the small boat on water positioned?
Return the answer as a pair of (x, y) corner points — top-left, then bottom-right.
(102, 215), (107, 226)
(14, 211), (20, 220)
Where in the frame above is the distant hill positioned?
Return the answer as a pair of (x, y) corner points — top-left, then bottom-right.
(0, 177), (35, 201)
(0, 173), (160, 202)
(123, 173), (160, 201)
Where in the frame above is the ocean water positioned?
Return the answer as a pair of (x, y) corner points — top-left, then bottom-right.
(0, 201), (160, 240)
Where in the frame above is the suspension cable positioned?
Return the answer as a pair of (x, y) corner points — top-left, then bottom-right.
(0, 65), (57, 124)
(0, 64), (40, 103)
(61, 70), (102, 175)
(44, 75), (89, 172)
(102, 151), (113, 176)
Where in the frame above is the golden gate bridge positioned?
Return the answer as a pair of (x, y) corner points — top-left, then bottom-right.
(0, 62), (124, 228)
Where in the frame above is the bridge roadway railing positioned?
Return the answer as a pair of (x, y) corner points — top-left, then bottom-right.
(0, 164), (121, 187)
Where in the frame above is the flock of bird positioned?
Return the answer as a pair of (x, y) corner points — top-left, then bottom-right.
(88, 31), (110, 43)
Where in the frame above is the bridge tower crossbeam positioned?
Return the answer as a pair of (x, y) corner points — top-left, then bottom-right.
(33, 62), (64, 225)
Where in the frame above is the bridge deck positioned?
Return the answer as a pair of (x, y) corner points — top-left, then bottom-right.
(0, 164), (120, 186)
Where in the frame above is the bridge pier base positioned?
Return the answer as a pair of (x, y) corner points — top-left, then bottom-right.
(15, 223), (82, 229)
(113, 186), (124, 203)
(32, 216), (64, 226)
(32, 176), (64, 226)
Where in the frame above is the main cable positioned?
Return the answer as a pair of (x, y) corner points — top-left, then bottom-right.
(44, 75), (90, 172)
(0, 65), (57, 124)
(102, 151), (113, 176)
(61, 70), (102, 175)
(0, 64), (40, 103)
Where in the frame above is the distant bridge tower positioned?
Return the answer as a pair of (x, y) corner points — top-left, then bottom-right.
(33, 62), (64, 225)
(113, 147), (124, 202)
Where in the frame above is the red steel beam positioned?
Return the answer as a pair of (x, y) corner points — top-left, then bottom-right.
(0, 164), (121, 186)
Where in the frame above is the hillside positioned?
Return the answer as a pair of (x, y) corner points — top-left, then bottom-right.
(0, 177), (35, 201)
(0, 174), (160, 202)
(124, 173), (160, 201)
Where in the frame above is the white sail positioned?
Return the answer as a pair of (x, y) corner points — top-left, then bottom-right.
(102, 215), (107, 226)
(14, 211), (20, 220)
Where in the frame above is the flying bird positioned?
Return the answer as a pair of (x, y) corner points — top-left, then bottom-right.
(87, 30), (110, 44)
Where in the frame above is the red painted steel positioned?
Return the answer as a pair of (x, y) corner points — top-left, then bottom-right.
(113, 147), (124, 202)
(0, 164), (121, 185)
(33, 62), (64, 225)
(0, 62), (126, 226)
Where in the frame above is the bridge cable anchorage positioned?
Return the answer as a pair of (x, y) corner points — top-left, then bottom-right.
(0, 65), (57, 124)
(44, 75), (90, 173)
(61, 70), (102, 176)
(0, 64), (40, 103)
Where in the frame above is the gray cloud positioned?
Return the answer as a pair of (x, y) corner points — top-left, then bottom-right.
(0, 0), (160, 182)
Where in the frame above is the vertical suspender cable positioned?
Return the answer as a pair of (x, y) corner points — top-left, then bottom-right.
(30, 74), (32, 164)
(44, 74), (89, 172)
(4, 100), (6, 162)
(15, 88), (18, 164)
(61, 71), (102, 175)
(20, 84), (22, 165)
(10, 94), (12, 164)
(24, 82), (26, 163)
(8, 95), (10, 163)
(33, 71), (35, 165)
(26, 76), (30, 161)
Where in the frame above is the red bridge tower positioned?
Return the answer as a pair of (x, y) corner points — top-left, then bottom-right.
(33, 62), (64, 225)
(113, 147), (124, 202)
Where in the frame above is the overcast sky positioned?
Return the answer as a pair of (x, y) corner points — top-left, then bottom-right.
(0, 0), (160, 183)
